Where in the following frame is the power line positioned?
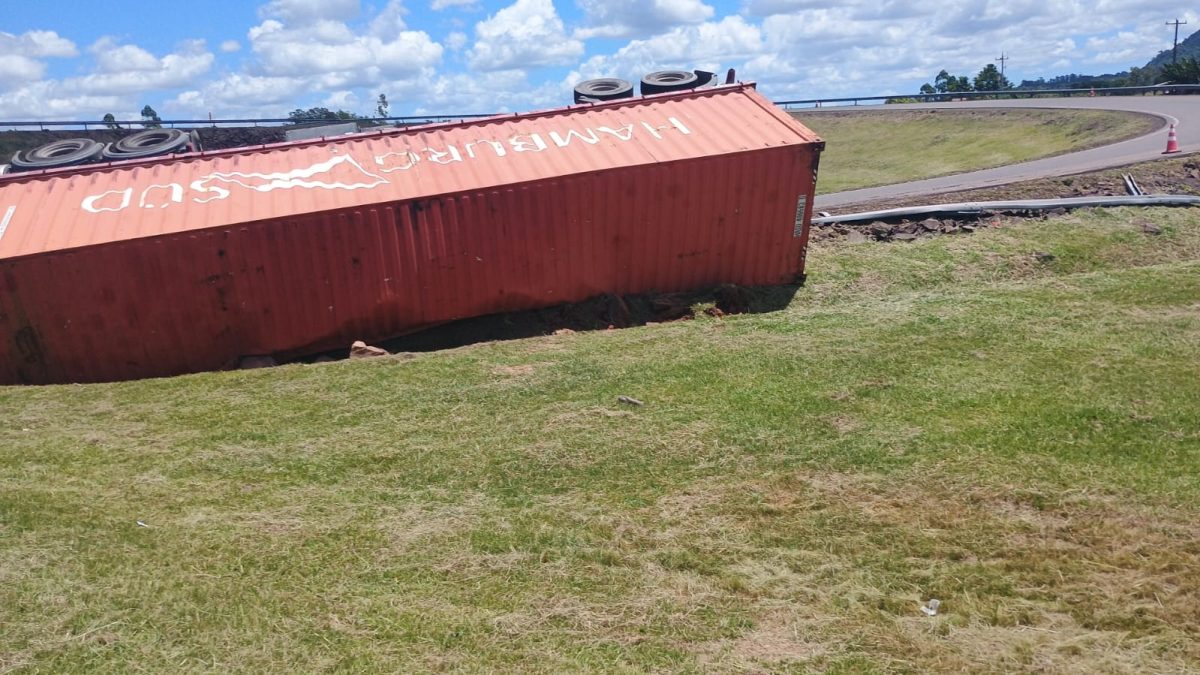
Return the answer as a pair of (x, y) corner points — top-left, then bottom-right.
(1166, 18), (1188, 64)
(996, 53), (1009, 77)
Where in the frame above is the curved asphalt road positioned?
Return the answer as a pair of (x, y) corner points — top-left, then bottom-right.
(809, 95), (1200, 210)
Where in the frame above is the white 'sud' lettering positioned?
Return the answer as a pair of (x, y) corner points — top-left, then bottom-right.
(80, 116), (693, 215)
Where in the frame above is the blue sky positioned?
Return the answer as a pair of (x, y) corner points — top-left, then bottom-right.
(1, 0), (1195, 121)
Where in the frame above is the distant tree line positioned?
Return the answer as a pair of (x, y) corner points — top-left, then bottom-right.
(1162, 58), (1200, 85)
(915, 56), (1200, 100)
(909, 64), (1012, 100)
(285, 107), (362, 124)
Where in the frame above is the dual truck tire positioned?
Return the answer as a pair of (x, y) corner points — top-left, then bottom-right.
(573, 70), (718, 104)
(10, 128), (201, 172)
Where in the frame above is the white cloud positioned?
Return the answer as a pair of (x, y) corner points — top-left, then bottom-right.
(246, 15), (442, 85)
(1, 30), (78, 58)
(0, 30), (78, 88)
(2, 1), (1196, 122)
(446, 31), (468, 51)
(91, 38), (161, 72)
(574, 0), (716, 40)
(370, 0), (408, 37)
(0, 55), (46, 88)
(468, 0), (583, 71)
(568, 16), (762, 84)
(260, 0), (361, 24)
(0, 80), (126, 119)
(168, 73), (310, 116)
(414, 69), (560, 114)
(322, 89), (360, 109)
(431, 0), (479, 10)
(75, 39), (214, 96)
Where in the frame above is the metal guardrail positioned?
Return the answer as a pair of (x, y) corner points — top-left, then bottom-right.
(774, 84), (1200, 109)
(0, 114), (497, 131)
(2, 84), (1199, 129)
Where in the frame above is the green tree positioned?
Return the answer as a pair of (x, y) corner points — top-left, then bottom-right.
(973, 63), (1012, 92)
(1161, 57), (1200, 84)
(102, 113), (120, 130)
(919, 83), (936, 95)
(1125, 66), (1158, 86)
(286, 107), (362, 124)
(929, 70), (973, 94)
(140, 105), (162, 128)
(933, 69), (953, 93)
(375, 93), (389, 118)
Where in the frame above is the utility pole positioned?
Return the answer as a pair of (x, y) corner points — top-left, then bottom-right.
(996, 52), (1009, 77)
(1166, 19), (1188, 63)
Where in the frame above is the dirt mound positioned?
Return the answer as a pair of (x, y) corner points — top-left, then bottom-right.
(835, 156), (1200, 214)
(815, 156), (1200, 244)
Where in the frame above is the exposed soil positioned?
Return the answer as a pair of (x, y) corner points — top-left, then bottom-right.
(813, 154), (1200, 243)
(838, 153), (1200, 212)
(297, 284), (801, 364)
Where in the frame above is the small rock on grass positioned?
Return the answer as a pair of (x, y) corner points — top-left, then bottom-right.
(1141, 222), (1163, 235)
(617, 395), (645, 407)
(349, 340), (389, 358)
(1034, 250), (1056, 263)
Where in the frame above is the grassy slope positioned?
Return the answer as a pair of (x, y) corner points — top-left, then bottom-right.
(796, 109), (1159, 194)
(2, 208), (1199, 672)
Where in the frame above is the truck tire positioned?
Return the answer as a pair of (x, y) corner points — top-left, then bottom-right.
(640, 70), (700, 96)
(102, 129), (191, 161)
(10, 138), (105, 172)
(573, 78), (634, 103)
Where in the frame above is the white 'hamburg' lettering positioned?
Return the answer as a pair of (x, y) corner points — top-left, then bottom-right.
(509, 133), (547, 153)
(140, 183), (184, 209)
(424, 145), (462, 164)
(639, 117), (692, 140)
(549, 128), (601, 147)
(463, 140), (507, 159)
(596, 125), (635, 141)
(82, 188), (133, 214)
(375, 149), (422, 172)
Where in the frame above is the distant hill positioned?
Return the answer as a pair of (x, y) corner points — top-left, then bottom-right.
(1146, 27), (1200, 69)
(1014, 27), (1200, 91)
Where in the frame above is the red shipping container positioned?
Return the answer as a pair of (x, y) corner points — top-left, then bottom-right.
(0, 84), (823, 384)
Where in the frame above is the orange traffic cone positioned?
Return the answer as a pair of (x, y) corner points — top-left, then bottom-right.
(1163, 123), (1181, 154)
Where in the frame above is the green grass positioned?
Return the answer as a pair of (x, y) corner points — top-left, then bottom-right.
(3, 207), (1200, 672)
(795, 109), (1159, 194)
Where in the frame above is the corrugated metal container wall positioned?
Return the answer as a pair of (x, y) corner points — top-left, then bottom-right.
(0, 84), (823, 384)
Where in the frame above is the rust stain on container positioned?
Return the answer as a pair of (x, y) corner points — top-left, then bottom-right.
(0, 84), (823, 384)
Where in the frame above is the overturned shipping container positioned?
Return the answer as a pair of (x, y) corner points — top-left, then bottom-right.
(0, 84), (823, 384)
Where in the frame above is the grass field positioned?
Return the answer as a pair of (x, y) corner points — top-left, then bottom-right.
(3, 207), (1200, 672)
(795, 109), (1159, 194)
